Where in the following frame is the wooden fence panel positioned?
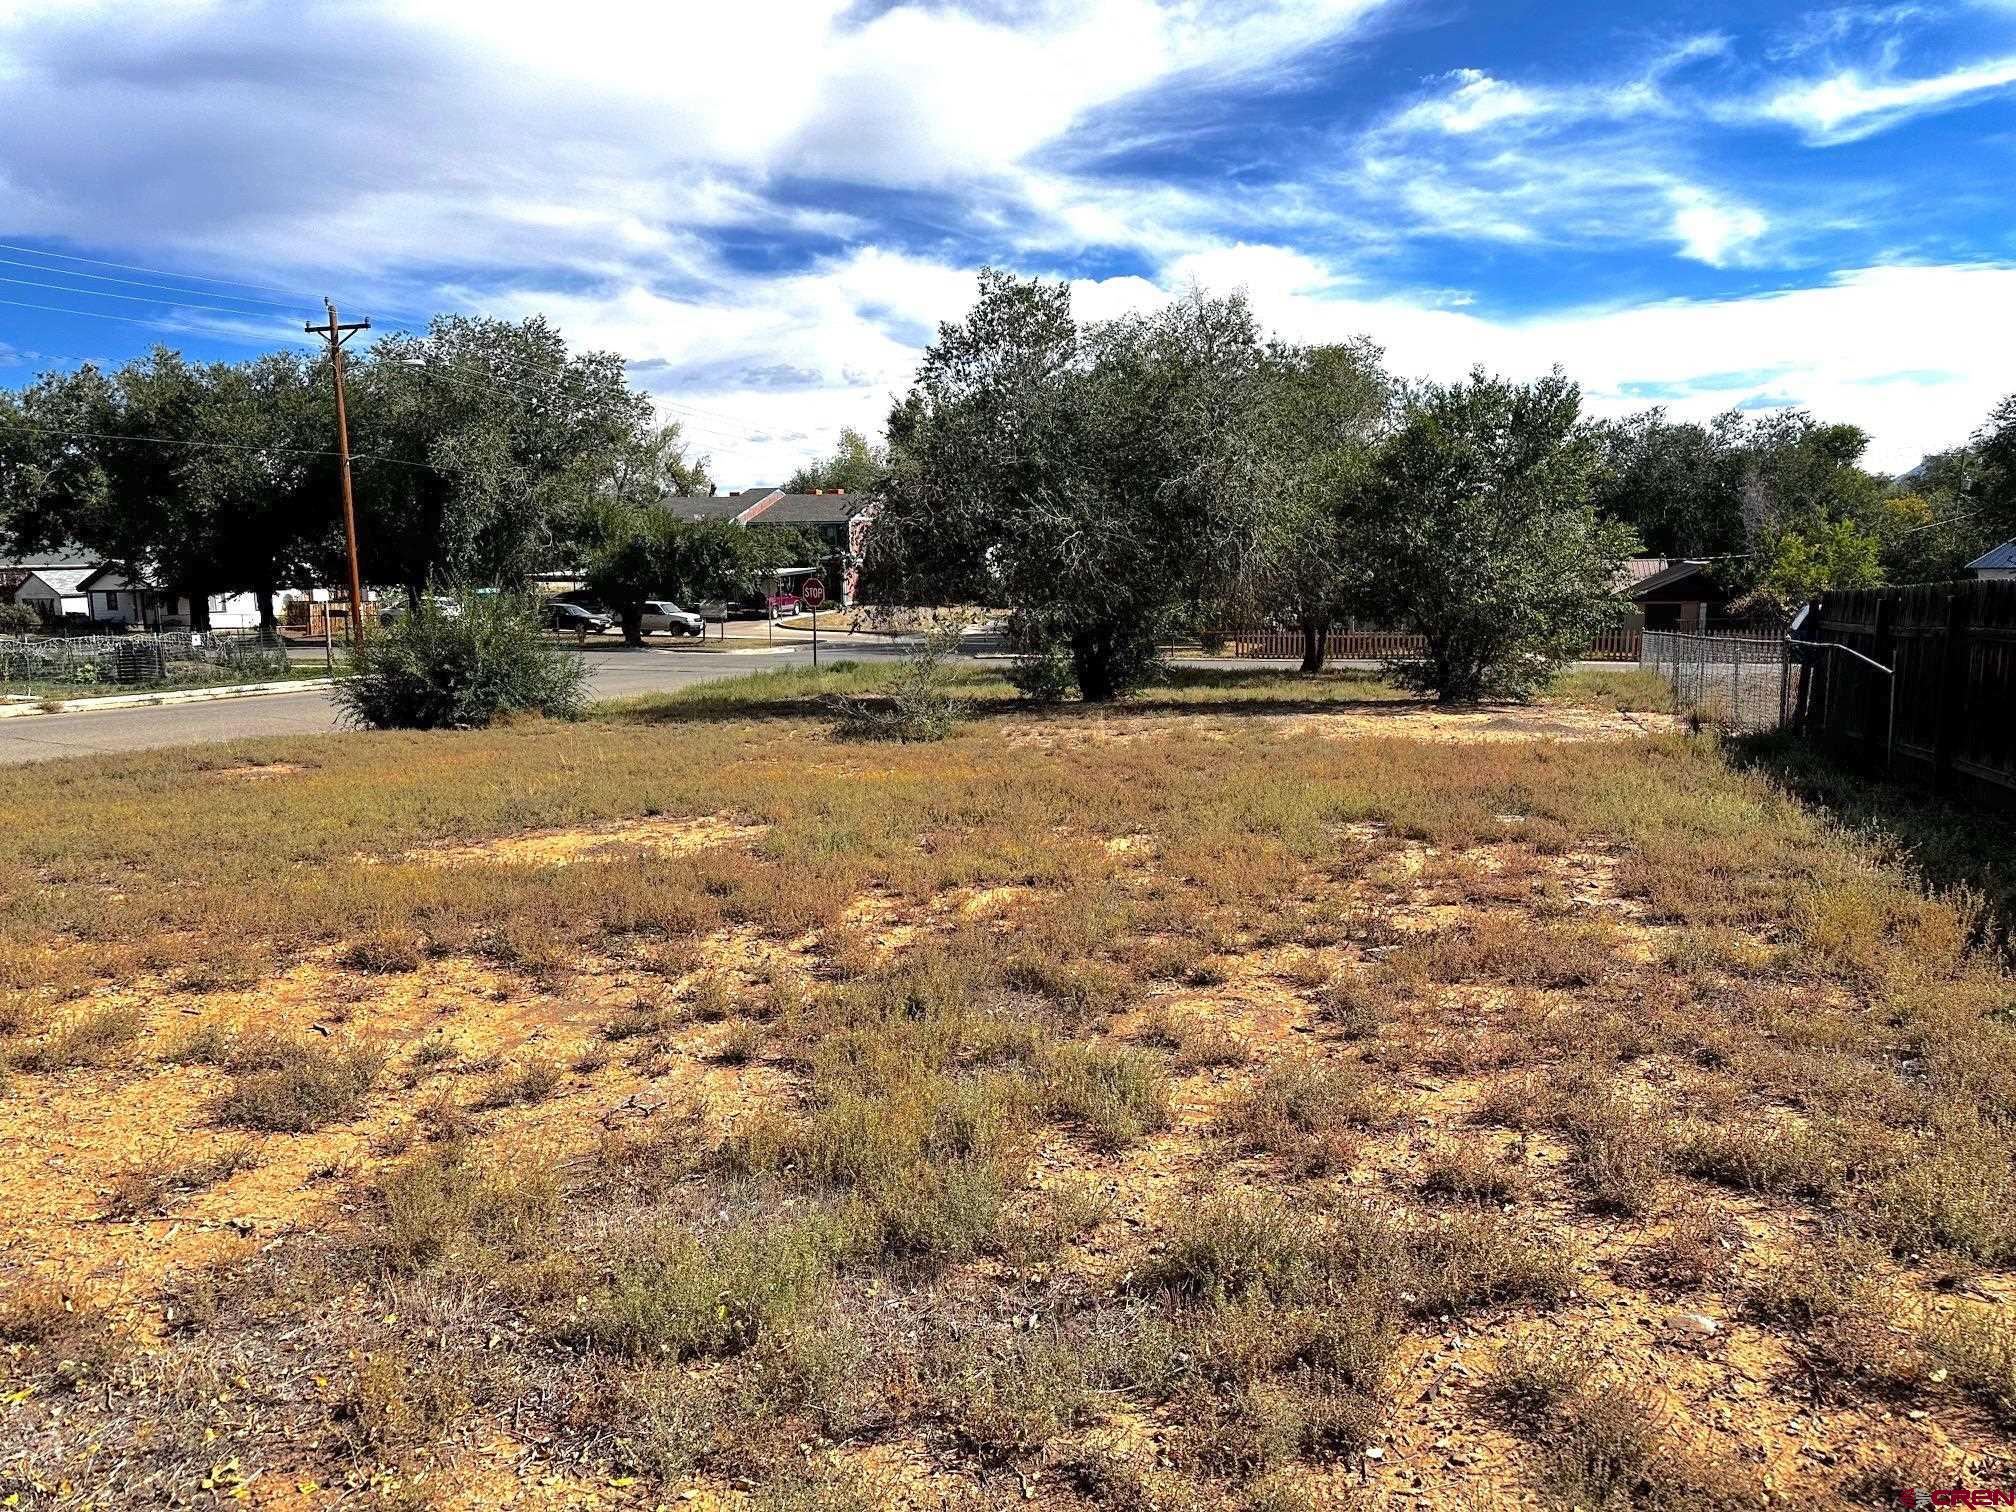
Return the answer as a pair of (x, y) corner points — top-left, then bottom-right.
(1807, 581), (2016, 805)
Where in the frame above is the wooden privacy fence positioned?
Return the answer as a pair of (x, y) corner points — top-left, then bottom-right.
(1799, 580), (2016, 805)
(1219, 626), (1642, 662)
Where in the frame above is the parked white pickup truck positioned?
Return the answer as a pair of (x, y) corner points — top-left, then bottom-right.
(640, 600), (704, 636)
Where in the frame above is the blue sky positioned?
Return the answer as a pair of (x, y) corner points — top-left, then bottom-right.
(1, 0), (2014, 480)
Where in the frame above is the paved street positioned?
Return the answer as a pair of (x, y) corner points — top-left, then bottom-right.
(0, 642), (889, 766)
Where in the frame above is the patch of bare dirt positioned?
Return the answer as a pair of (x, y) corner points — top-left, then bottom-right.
(1276, 705), (1679, 743)
(397, 812), (768, 867)
(1003, 703), (1677, 750)
(205, 762), (309, 780)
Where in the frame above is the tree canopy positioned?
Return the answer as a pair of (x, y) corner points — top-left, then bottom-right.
(873, 268), (1271, 701)
(1243, 337), (1390, 671)
(583, 502), (806, 645)
(0, 316), (706, 626)
(784, 426), (884, 495)
(1361, 369), (1636, 702)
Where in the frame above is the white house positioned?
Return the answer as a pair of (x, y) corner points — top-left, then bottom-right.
(12, 567), (94, 621)
(77, 566), (264, 629)
(2, 547), (97, 622)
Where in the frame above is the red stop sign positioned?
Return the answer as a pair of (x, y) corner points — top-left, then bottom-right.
(801, 577), (827, 609)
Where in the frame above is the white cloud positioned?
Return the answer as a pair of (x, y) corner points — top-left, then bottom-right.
(1392, 69), (1544, 133)
(1756, 54), (2016, 140)
(0, 0), (1393, 279)
(1668, 190), (1769, 266)
(0, 0), (2010, 488)
(522, 250), (2015, 481)
(1069, 251), (2015, 472)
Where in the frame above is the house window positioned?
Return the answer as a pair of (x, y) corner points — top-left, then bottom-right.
(1642, 604), (1681, 630)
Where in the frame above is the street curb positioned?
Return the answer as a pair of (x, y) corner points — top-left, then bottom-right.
(0, 678), (337, 718)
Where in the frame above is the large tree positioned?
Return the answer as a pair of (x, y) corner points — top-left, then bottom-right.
(350, 315), (653, 595)
(175, 352), (337, 633)
(0, 321), (696, 627)
(1363, 368), (1636, 703)
(0, 351), (286, 629)
(874, 270), (1270, 702)
(1244, 338), (1390, 672)
(584, 503), (807, 645)
(1972, 393), (2016, 546)
(1588, 408), (1737, 558)
(784, 425), (883, 495)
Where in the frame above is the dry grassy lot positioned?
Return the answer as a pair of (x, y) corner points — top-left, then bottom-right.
(1, 663), (2012, 1509)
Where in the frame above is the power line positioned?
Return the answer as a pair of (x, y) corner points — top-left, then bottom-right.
(655, 394), (771, 430)
(0, 241), (443, 330)
(0, 256), (310, 313)
(0, 271), (311, 322)
(385, 360), (761, 449)
(0, 293), (319, 346)
(9, 417), (435, 472)
(0, 240), (320, 301)
(388, 358), (556, 405)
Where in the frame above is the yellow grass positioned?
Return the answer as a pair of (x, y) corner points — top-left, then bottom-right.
(0, 662), (2009, 1508)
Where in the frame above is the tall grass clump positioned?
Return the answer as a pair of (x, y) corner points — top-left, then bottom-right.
(337, 589), (586, 730)
(828, 623), (966, 742)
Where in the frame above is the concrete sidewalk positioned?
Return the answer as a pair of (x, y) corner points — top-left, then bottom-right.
(0, 677), (337, 718)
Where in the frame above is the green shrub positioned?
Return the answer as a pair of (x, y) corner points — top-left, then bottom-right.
(1037, 1042), (1170, 1149)
(336, 589), (586, 730)
(1221, 1056), (1374, 1174)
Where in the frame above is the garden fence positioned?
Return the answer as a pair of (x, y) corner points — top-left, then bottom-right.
(1638, 631), (1791, 733)
(1220, 626), (1642, 662)
(0, 629), (288, 690)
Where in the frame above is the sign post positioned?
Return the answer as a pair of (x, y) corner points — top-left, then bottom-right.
(802, 576), (827, 669)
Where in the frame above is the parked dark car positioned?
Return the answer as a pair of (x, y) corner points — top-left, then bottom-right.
(548, 602), (611, 634)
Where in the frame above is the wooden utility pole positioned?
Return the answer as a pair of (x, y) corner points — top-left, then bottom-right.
(306, 300), (371, 643)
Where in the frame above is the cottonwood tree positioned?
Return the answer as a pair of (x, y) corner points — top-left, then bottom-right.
(176, 352), (337, 633)
(1590, 408), (1894, 601)
(584, 502), (806, 645)
(0, 370), (114, 563)
(1363, 368), (1635, 703)
(1588, 409), (1738, 557)
(1973, 393), (2016, 544)
(1244, 338), (1390, 672)
(0, 351), (303, 628)
(784, 425), (884, 494)
(874, 269), (1270, 702)
(0, 322), (671, 623)
(352, 315), (652, 595)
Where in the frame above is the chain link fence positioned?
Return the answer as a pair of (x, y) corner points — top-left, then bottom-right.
(1639, 631), (1791, 732)
(0, 629), (288, 691)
